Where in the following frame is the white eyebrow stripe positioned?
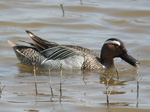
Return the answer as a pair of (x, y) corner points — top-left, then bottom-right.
(104, 40), (121, 46)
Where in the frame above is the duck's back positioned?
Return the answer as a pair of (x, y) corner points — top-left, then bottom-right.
(8, 30), (103, 70)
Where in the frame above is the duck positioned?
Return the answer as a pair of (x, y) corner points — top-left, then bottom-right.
(7, 30), (139, 70)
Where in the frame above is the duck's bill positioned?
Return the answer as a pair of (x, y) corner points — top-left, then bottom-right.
(121, 53), (139, 67)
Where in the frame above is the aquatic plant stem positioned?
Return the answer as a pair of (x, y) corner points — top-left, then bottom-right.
(33, 64), (38, 96)
(60, 66), (63, 98)
(0, 82), (5, 98)
(106, 79), (109, 104)
(136, 65), (140, 108)
(48, 69), (54, 97)
(82, 74), (87, 85)
(60, 4), (65, 16)
(59, 67), (64, 111)
(115, 67), (119, 79)
(59, 65), (66, 99)
(101, 69), (114, 105)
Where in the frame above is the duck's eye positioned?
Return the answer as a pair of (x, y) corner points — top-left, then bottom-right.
(114, 44), (119, 48)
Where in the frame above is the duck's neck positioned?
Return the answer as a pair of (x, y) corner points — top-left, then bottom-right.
(100, 44), (116, 68)
(100, 56), (115, 68)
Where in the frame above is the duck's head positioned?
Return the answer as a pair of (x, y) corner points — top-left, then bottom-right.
(100, 38), (139, 68)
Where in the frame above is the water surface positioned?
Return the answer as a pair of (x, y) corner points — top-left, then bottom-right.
(0, 0), (150, 112)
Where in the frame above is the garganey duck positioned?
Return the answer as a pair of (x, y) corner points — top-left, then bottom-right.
(7, 30), (139, 70)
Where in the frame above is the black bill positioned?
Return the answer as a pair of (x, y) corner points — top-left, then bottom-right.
(120, 52), (139, 67)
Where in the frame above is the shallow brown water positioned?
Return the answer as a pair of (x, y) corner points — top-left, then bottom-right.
(0, 0), (150, 112)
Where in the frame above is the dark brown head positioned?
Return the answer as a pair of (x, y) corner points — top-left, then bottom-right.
(100, 38), (139, 67)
